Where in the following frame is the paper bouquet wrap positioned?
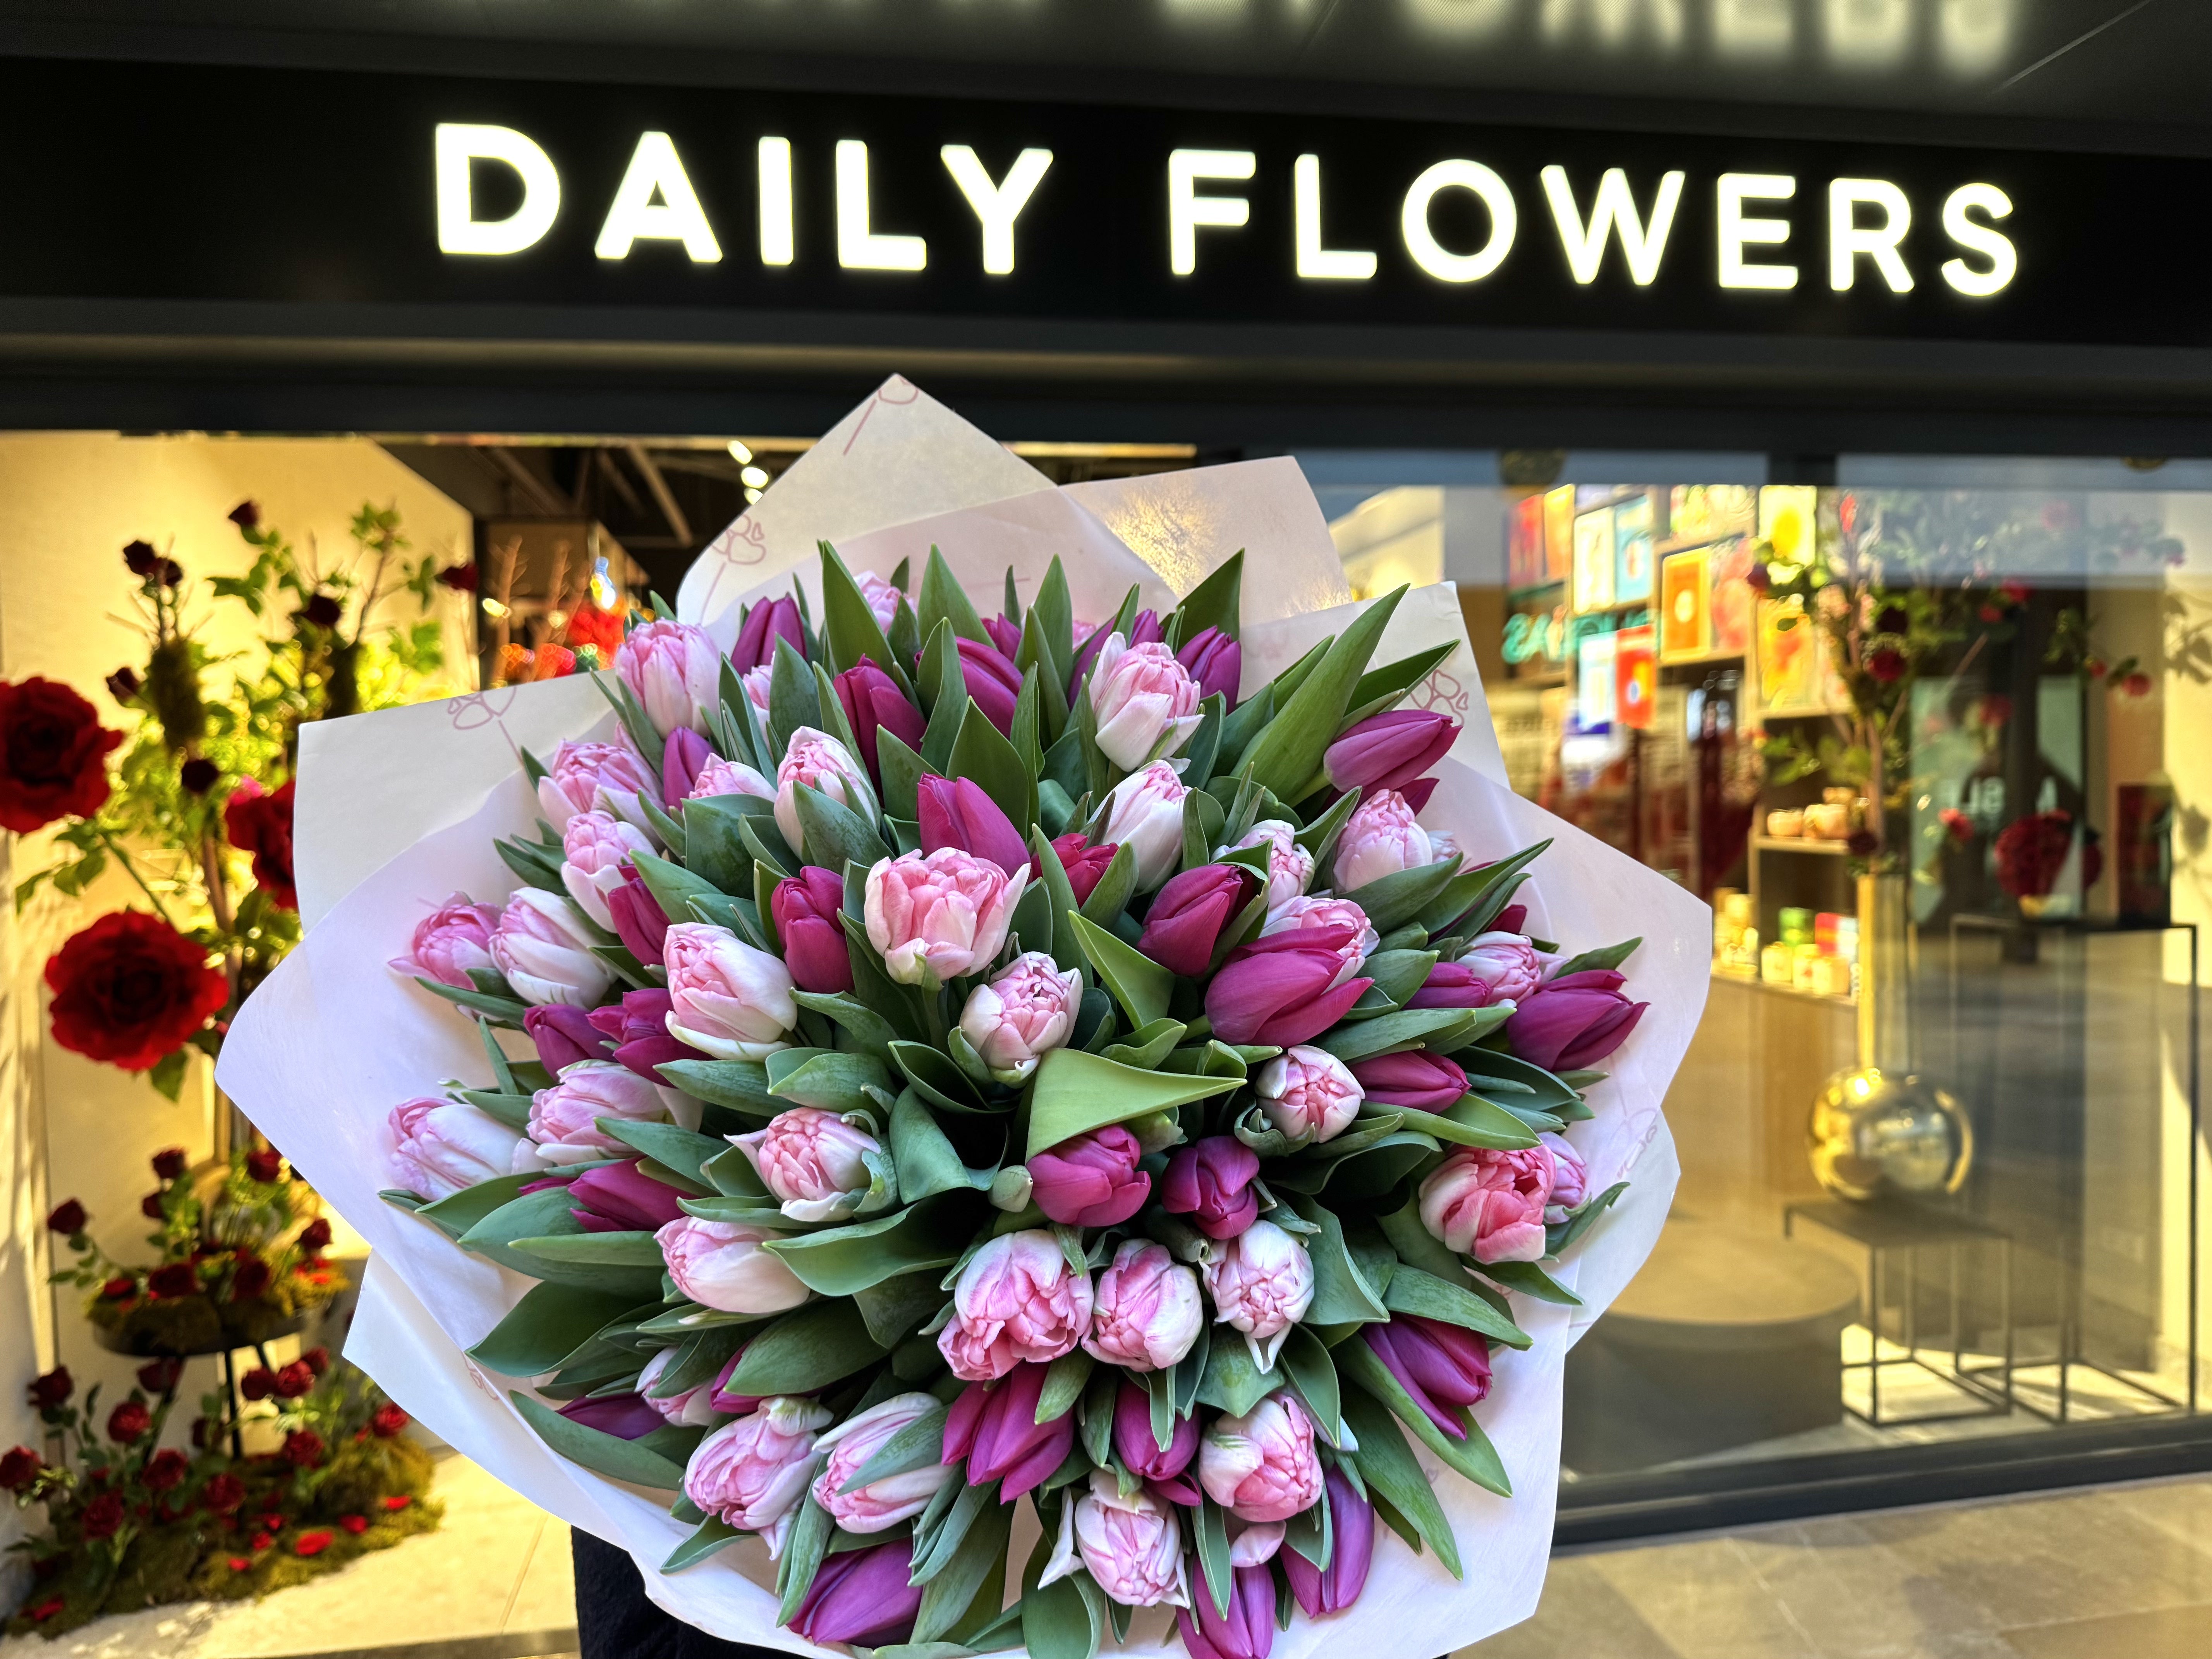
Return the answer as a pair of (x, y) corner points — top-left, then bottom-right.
(219, 382), (1707, 1658)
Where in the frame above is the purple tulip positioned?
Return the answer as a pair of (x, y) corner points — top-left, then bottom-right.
(1160, 1135), (1262, 1241)
(1029, 1126), (1150, 1228)
(586, 986), (705, 1083)
(731, 594), (804, 674)
(942, 1362), (1075, 1501)
(789, 1538), (922, 1647)
(1282, 1462), (1374, 1616)
(661, 727), (714, 808)
(984, 612), (1024, 659)
(1138, 864), (1257, 977)
(606, 866), (669, 966)
(955, 636), (1023, 735)
(833, 656), (926, 784)
(1128, 609), (1164, 647)
(1350, 1049), (1468, 1111)
(772, 866), (855, 994)
(917, 774), (1030, 880)
(568, 1159), (692, 1233)
(1494, 902), (1528, 934)
(1361, 1314), (1492, 1440)
(1070, 621), (1111, 693)
(1506, 969), (1649, 1072)
(524, 1004), (611, 1073)
(1205, 932), (1373, 1048)
(707, 1345), (762, 1415)
(1113, 1380), (1200, 1503)
(1324, 709), (1460, 796)
(1178, 1561), (1275, 1659)
(1038, 832), (1118, 905)
(556, 1393), (665, 1440)
(1177, 625), (1242, 706)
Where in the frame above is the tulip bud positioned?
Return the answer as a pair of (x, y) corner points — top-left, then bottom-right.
(1161, 1135), (1261, 1240)
(1417, 1144), (1558, 1264)
(655, 1216), (812, 1314)
(1040, 1470), (1188, 1609)
(1112, 1379), (1199, 1497)
(606, 867), (670, 967)
(684, 1396), (833, 1544)
(960, 951), (1081, 1082)
(660, 727), (714, 808)
(956, 635), (1024, 734)
(1324, 709), (1459, 796)
(663, 922), (798, 1061)
(1412, 933), (1542, 1010)
(1226, 820), (1314, 913)
(864, 848), (1024, 986)
(386, 1097), (538, 1200)
(833, 657), (926, 784)
(1198, 1392), (1322, 1523)
(732, 1107), (886, 1223)
(1258, 894), (1376, 985)
(1138, 864), (1256, 977)
(812, 1393), (954, 1532)
(389, 893), (501, 989)
(942, 1361), (1075, 1501)
(1204, 932), (1372, 1048)
(1282, 1462), (1374, 1616)
(1541, 1130), (1589, 1223)
(560, 809), (653, 929)
(1089, 634), (1202, 770)
(1038, 832), (1118, 904)
(490, 888), (614, 1008)
(637, 1346), (725, 1427)
(984, 612), (1024, 659)
(918, 775), (1031, 880)
(775, 727), (876, 854)
(586, 986), (704, 1084)
(1360, 1314), (1492, 1440)
(1506, 969), (1649, 1072)
(1177, 1562), (1276, 1659)
(616, 619), (721, 738)
(1201, 1218), (1316, 1372)
(527, 1061), (677, 1164)
(1252, 1045), (1363, 1144)
(1349, 1048), (1467, 1111)
(569, 1158), (691, 1233)
(1332, 789), (1434, 892)
(1177, 626), (1242, 706)
(857, 571), (903, 631)
(1097, 761), (1188, 891)
(708, 1346), (763, 1416)
(1084, 1239), (1202, 1371)
(731, 594), (804, 674)
(789, 1539), (922, 1648)
(558, 1393), (665, 1441)
(535, 739), (653, 832)
(687, 753), (776, 804)
(937, 1229), (1094, 1381)
(524, 1004), (611, 1073)
(771, 866), (854, 994)
(1029, 1125), (1149, 1229)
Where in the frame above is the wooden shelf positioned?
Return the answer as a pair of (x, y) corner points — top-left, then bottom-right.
(1752, 835), (1852, 856)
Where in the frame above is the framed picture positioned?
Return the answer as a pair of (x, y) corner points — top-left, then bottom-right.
(1543, 485), (1576, 583)
(1573, 507), (1615, 613)
(1659, 548), (1711, 660)
(1709, 535), (1755, 656)
(1757, 595), (1843, 714)
(1508, 494), (1547, 589)
(1759, 484), (1821, 580)
(1615, 625), (1656, 730)
(1614, 492), (1655, 605)
(1577, 629), (1618, 728)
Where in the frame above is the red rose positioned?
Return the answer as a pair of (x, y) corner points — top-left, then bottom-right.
(227, 1556), (252, 1572)
(46, 1199), (86, 1235)
(273, 1362), (314, 1400)
(141, 1191), (167, 1219)
(230, 1255), (273, 1300)
(107, 1401), (151, 1443)
(201, 1473), (245, 1513)
(258, 1511), (285, 1532)
(136, 1358), (182, 1394)
(152, 1147), (188, 1180)
(2122, 670), (2154, 698)
(300, 1346), (330, 1377)
(0, 677), (121, 832)
(250, 1531), (274, 1551)
(435, 563), (479, 593)
(180, 756), (219, 794)
(281, 1429), (324, 1468)
(293, 1528), (333, 1557)
(29, 1368), (73, 1409)
(228, 500), (260, 532)
(239, 1368), (277, 1402)
(141, 1449), (188, 1492)
(296, 1218), (332, 1252)
(222, 779), (298, 911)
(370, 1403), (409, 1439)
(29, 1596), (66, 1622)
(44, 911), (229, 1073)
(339, 1514), (368, 1535)
(245, 1148), (283, 1185)
(101, 1276), (136, 1301)
(147, 1262), (198, 1298)
(1, 1446), (40, 1490)
(81, 1490), (127, 1539)
(1867, 647), (1905, 683)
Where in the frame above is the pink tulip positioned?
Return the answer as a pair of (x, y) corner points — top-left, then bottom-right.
(606, 866), (670, 966)
(637, 1346), (725, 1427)
(1112, 1380), (1199, 1499)
(1178, 1562), (1275, 1659)
(960, 951), (1080, 1082)
(1229, 820), (1314, 913)
(942, 1361), (1075, 1501)
(774, 727), (875, 854)
(1088, 634), (1202, 769)
(864, 847), (1024, 986)
(1506, 969), (1649, 1072)
(560, 809), (653, 929)
(1138, 864), (1256, 977)
(684, 1396), (832, 1541)
(524, 1004), (610, 1073)
(1177, 625), (1242, 706)
(587, 987), (704, 1083)
(491, 888), (614, 1007)
(656, 1216), (812, 1314)
(1252, 1045), (1363, 1144)
(812, 1392), (954, 1532)
(1204, 931), (1372, 1048)
(789, 1538), (922, 1647)
(1084, 1239), (1202, 1371)
(1350, 1049), (1468, 1111)
(1361, 1314), (1492, 1439)
(616, 619), (721, 738)
(730, 593), (804, 674)
(568, 1158), (690, 1232)
(771, 866), (854, 995)
(686, 753), (775, 803)
(390, 893), (501, 989)
(1160, 1136), (1261, 1240)
(660, 727), (713, 807)
(733, 1107), (883, 1223)
(536, 739), (654, 831)
(1282, 1463), (1374, 1616)
(1413, 933), (1543, 1010)
(1228, 1522), (1283, 1568)
(662, 922), (797, 1060)
(857, 571), (903, 632)
(1029, 1126), (1150, 1229)
(833, 657), (926, 784)
(917, 774), (1032, 880)
(1259, 894), (1376, 985)
(937, 1229), (1094, 1381)
(738, 663), (774, 715)
(1324, 709), (1459, 796)
(1333, 789), (1435, 892)
(386, 1097), (537, 1200)
(527, 1061), (675, 1164)
(1097, 761), (1189, 890)
(956, 635), (1024, 734)
(1201, 1218), (1316, 1371)
(1042, 1471), (1187, 1609)
(1542, 1130), (1589, 1223)
(1037, 832), (1119, 905)
(1198, 1393), (1322, 1523)
(1418, 1144), (1558, 1263)
(557, 1393), (664, 1441)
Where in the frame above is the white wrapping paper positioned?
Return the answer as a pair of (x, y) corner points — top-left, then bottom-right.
(220, 380), (1704, 1656)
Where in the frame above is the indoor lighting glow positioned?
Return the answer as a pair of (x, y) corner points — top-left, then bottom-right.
(740, 465), (769, 489)
(758, 138), (795, 266)
(745, 486), (763, 505)
(1293, 155), (1377, 281)
(726, 440), (754, 464)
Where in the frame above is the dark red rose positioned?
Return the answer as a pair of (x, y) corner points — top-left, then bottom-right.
(161, 560), (184, 587)
(244, 1148), (283, 1184)
(1867, 647), (1905, 683)
(43, 910), (229, 1073)
(340, 1513), (369, 1535)
(106, 666), (142, 703)
(300, 593), (343, 630)
(222, 779), (298, 911)
(296, 1219), (332, 1252)
(1, 1446), (40, 1490)
(2122, 670), (2154, 697)
(381, 1494), (412, 1511)
(1979, 602), (2004, 623)
(179, 757), (219, 795)
(46, 1199), (86, 1235)
(0, 677), (122, 833)
(371, 1403), (409, 1439)
(201, 1472), (245, 1513)
(293, 1527), (333, 1556)
(1745, 563), (1772, 592)
(102, 1276), (136, 1301)
(281, 1429), (324, 1469)
(230, 1256), (271, 1300)
(239, 1368), (277, 1402)
(273, 1362), (313, 1400)
(140, 1190), (167, 1219)
(80, 1491), (126, 1540)
(136, 1358), (182, 1394)
(29, 1368), (72, 1410)
(107, 1400), (151, 1443)
(148, 1262), (198, 1299)
(227, 500), (259, 532)
(141, 1448), (189, 1492)
(123, 539), (161, 576)
(1846, 830), (1881, 857)
(152, 1147), (188, 1180)
(250, 1531), (274, 1551)
(300, 1345), (330, 1377)
(435, 563), (479, 593)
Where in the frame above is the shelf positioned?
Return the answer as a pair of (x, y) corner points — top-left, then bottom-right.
(1752, 835), (1852, 856)
(1711, 966), (1856, 1008)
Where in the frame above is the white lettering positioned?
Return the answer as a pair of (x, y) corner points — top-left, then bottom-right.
(1713, 0), (1793, 57)
(836, 141), (927, 271)
(1825, 0), (1910, 67)
(1829, 177), (1914, 292)
(1538, 0), (1684, 50)
(1541, 165), (1684, 285)
(758, 137), (794, 266)
(1294, 154), (1377, 281)
(435, 124), (560, 256)
(1401, 159), (1517, 283)
(1941, 182), (2017, 297)
(941, 145), (1054, 275)
(1169, 149), (1255, 276)
(1717, 173), (1798, 290)
(594, 132), (721, 262)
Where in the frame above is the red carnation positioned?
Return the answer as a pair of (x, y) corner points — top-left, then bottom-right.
(293, 1528), (333, 1556)
(230, 1256), (272, 1300)
(29, 1368), (73, 1410)
(296, 1218), (332, 1252)
(46, 1199), (86, 1236)
(137, 1358), (182, 1394)
(107, 1400), (152, 1443)
(147, 1262), (198, 1298)
(0, 677), (122, 833)
(339, 1514), (368, 1535)
(102, 1276), (136, 1301)
(370, 1403), (409, 1439)
(141, 1449), (189, 1492)
(223, 779), (298, 911)
(0, 1446), (39, 1490)
(245, 1148), (283, 1185)
(281, 1429), (325, 1469)
(43, 911), (229, 1073)
(201, 1473), (245, 1513)
(152, 1147), (188, 1180)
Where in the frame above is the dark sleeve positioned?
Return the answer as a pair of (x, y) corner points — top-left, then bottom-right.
(570, 1527), (795, 1659)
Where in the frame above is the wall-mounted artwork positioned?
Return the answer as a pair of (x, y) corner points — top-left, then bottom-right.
(1573, 506), (1616, 613)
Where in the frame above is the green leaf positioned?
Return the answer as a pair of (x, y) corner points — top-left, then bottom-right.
(512, 1390), (688, 1489)
(723, 1300), (889, 1395)
(921, 546), (991, 646)
(598, 1121), (730, 1186)
(891, 1040), (991, 1115)
(413, 976), (528, 1027)
(1550, 937), (1644, 980)
(768, 1047), (895, 1113)
(1022, 1556), (1101, 1659)
(1460, 1050), (1584, 1112)
(676, 796), (764, 895)
(1194, 1333), (1281, 1417)
(763, 1192), (987, 1295)
(1065, 910), (1171, 1030)
(457, 1188), (665, 1296)
(1279, 1324), (1343, 1441)
(1420, 840), (1551, 937)
(855, 1269), (945, 1349)
(768, 636), (822, 759)
(1371, 1096), (1542, 1152)
(913, 1492), (1013, 1644)
(1076, 843), (1137, 929)
(1340, 1386), (1463, 1578)
(840, 1403), (946, 1494)
(1098, 1017), (1186, 1071)
(1025, 1047), (1239, 1158)
(948, 701), (1037, 840)
(1339, 1339), (1511, 1496)
(791, 783), (890, 873)
(146, 1048), (188, 1101)
(1168, 550), (1243, 647)
(1026, 826), (1086, 975)
(506, 1231), (665, 1268)
(632, 850), (730, 929)
(1477, 1258), (1583, 1305)
(1382, 1265), (1532, 1350)
(1340, 856), (1463, 934)
(662, 1517), (742, 1571)
(876, 727), (929, 823)
(1240, 586), (1406, 799)
(657, 1058), (780, 1116)
(1314, 1006), (1479, 1065)
(777, 1489), (835, 1623)
(820, 541), (917, 698)
(1194, 1496), (1233, 1616)
(891, 1091), (994, 1201)
(1036, 1350), (1094, 1424)
(467, 1282), (643, 1377)
(1268, 1130), (1440, 1203)
(1548, 1180), (1629, 1257)
(1282, 1192), (1389, 1325)
(1357, 949), (1440, 1010)
(413, 1169), (547, 1240)
(1379, 1192), (1469, 1281)
(1343, 642), (1456, 726)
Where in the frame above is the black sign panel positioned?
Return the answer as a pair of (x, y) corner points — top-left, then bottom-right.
(2, 56), (2207, 350)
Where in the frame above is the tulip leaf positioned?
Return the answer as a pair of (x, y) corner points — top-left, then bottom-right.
(657, 1058), (781, 1118)
(948, 701), (1038, 841)
(1292, 786), (1363, 867)
(1065, 911), (1171, 1030)
(776, 1487), (836, 1622)
(793, 989), (899, 1062)
(1424, 838), (1552, 938)
(1021, 1553), (1101, 1659)
(1340, 855), (1464, 935)
(1382, 1264), (1532, 1350)
(414, 976), (529, 1028)
(1312, 1006), (1477, 1065)
(820, 541), (918, 698)
(1363, 1097), (1540, 1152)
(1036, 1350), (1094, 1425)
(1269, 1129), (1440, 1203)
(457, 1188), (666, 1297)
(1169, 549), (1245, 648)
(913, 1489), (1013, 1643)
(1008, 874), (1055, 963)
(1239, 585), (1406, 800)
(1283, 1475), (1333, 1573)
(669, 796), (746, 895)
(467, 1281), (645, 1378)
(1341, 642), (1457, 729)
(1077, 843), (1137, 929)
(890, 1040), (993, 1115)
(838, 1403), (946, 1495)
(855, 1268), (945, 1349)
(1461, 1050), (1583, 1112)
(921, 545), (992, 647)
(1475, 1257), (1583, 1305)
(507, 1230), (666, 1268)
(512, 1389), (689, 1491)
(890, 1089), (996, 1201)
(1353, 949), (1440, 1012)
(1078, 1363), (1118, 1470)
(1194, 1333), (1281, 1418)
(1024, 1047), (1239, 1159)
(1098, 1018), (1186, 1072)
(1279, 1324), (1344, 1445)
(1338, 1385), (1464, 1579)
(1015, 607), (1073, 747)
(1337, 1338), (1511, 1496)
(661, 1516), (742, 1573)
(632, 849), (731, 930)
(763, 1190), (988, 1295)
(591, 671), (667, 787)
(598, 1120), (731, 1186)
(1283, 1192), (1389, 1325)
(767, 1047), (895, 1113)
(1547, 1179), (1629, 1259)
(1423, 1005), (1516, 1056)
(767, 636), (822, 761)
(412, 1168), (548, 1240)
(726, 1300), (889, 1396)
(1023, 826), (1085, 977)
(790, 783), (890, 875)
(1194, 1495), (1234, 1616)
(1171, 1316), (1211, 1417)
(1210, 682), (1276, 784)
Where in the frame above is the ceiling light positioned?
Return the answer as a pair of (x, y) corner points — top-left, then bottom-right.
(740, 464), (769, 489)
(744, 486), (763, 505)
(726, 439), (754, 465)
